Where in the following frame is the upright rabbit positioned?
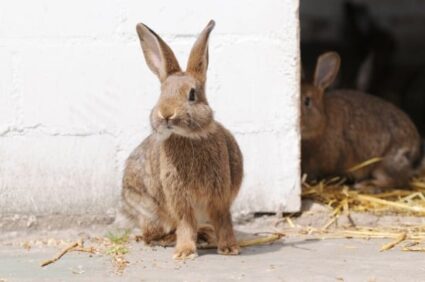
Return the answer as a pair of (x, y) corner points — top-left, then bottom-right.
(301, 51), (423, 188)
(122, 20), (243, 260)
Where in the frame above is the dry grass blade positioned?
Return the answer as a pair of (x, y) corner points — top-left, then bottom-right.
(286, 217), (295, 228)
(73, 246), (97, 254)
(347, 157), (382, 173)
(411, 181), (425, 189)
(402, 247), (425, 252)
(322, 217), (337, 230)
(198, 233), (285, 250)
(356, 194), (425, 214)
(373, 191), (414, 198)
(380, 233), (407, 252)
(329, 230), (401, 239)
(238, 233), (285, 248)
(41, 241), (79, 267)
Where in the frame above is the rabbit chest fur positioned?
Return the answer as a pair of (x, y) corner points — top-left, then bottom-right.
(123, 124), (241, 221)
(160, 131), (231, 198)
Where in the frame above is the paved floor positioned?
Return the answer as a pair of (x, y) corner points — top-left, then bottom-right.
(1, 222), (425, 282)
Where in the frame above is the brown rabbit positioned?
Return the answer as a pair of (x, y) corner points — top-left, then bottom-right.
(122, 20), (243, 260)
(301, 51), (423, 189)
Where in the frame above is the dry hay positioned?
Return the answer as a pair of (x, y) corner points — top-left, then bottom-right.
(278, 220), (425, 252)
(299, 161), (425, 252)
(302, 176), (425, 216)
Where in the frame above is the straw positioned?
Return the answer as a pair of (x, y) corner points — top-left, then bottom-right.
(347, 157), (382, 173)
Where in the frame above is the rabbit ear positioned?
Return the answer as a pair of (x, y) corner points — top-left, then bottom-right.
(186, 20), (215, 82)
(314, 52), (341, 90)
(136, 23), (181, 82)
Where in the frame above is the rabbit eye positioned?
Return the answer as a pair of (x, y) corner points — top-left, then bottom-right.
(188, 88), (196, 102)
(304, 96), (311, 107)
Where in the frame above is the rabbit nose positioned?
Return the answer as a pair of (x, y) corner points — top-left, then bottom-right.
(158, 110), (177, 121)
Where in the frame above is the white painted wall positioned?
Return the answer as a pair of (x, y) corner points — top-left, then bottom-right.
(0, 0), (300, 226)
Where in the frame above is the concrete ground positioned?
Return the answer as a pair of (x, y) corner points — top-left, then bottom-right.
(1, 210), (425, 282)
(1, 236), (425, 282)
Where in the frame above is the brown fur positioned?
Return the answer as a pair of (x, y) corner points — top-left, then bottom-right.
(301, 52), (422, 188)
(122, 20), (243, 260)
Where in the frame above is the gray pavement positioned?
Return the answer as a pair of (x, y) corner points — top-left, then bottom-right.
(1, 227), (424, 282)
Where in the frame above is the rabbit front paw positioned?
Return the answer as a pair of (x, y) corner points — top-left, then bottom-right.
(217, 242), (240, 255)
(173, 245), (198, 260)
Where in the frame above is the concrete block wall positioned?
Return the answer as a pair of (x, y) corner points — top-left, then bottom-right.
(0, 0), (300, 229)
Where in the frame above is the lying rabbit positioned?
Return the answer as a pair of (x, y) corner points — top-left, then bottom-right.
(122, 20), (243, 260)
(301, 51), (423, 189)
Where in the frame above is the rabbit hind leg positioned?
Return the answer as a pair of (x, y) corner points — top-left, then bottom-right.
(122, 186), (175, 245)
(355, 163), (410, 192)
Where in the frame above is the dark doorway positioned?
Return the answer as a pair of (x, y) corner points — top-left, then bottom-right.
(300, 0), (425, 135)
